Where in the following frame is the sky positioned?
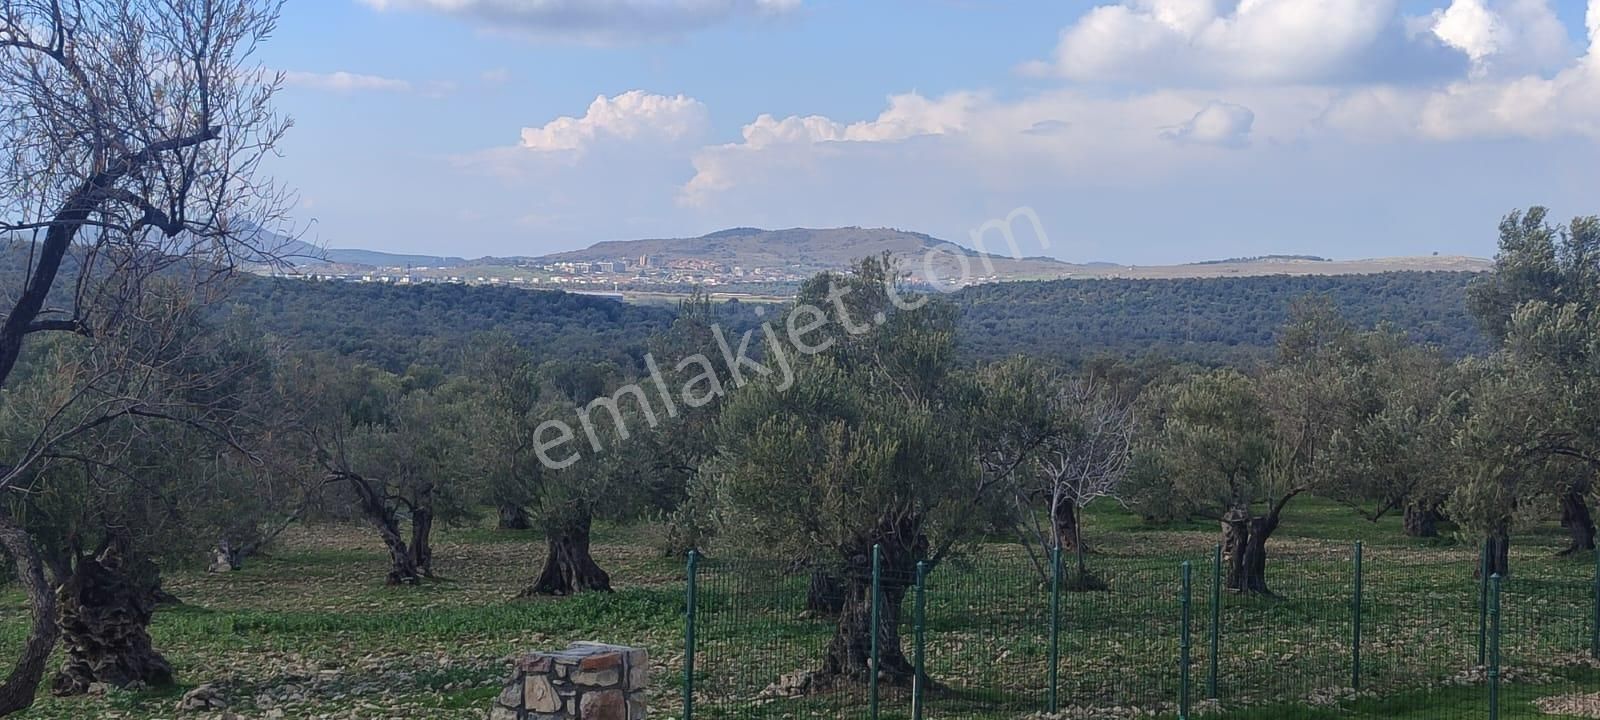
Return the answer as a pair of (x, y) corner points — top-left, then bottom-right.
(258, 0), (1600, 264)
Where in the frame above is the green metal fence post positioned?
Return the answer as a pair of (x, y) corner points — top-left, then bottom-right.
(1352, 540), (1363, 692)
(683, 549), (698, 720)
(1592, 547), (1599, 661)
(1478, 539), (1490, 666)
(1208, 543), (1221, 700)
(1180, 561), (1193, 720)
(1049, 544), (1061, 714)
(1488, 573), (1502, 720)
(870, 543), (882, 720)
(913, 560), (928, 720)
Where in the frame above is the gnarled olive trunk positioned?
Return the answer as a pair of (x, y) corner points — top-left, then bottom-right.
(1222, 512), (1278, 595)
(820, 517), (927, 686)
(51, 548), (173, 696)
(1403, 504), (1442, 538)
(522, 511), (611, 596)
(497, 503), (532, 531)
(0, 509), (59, 715)
(342, 472), (420, 585)
(1558, 491), (1595, 557)
(373, 514), (421, 586)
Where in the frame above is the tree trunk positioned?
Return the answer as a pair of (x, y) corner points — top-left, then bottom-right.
(806, 569), (845, 615)
(1558, 491), (1596, 557)
(344, 473), (420, 585)
(408, 506), (434, 578)
(1222, 513), (1276, 595)
(1403, 504), (1441, 538)
(372, 512), (421, 586)
(0, 509), (59, 715)
(819, 517), (927, 686)
(522, 512), (612, 596)
(1054, 501), (1084, 553)
(497, 503), (532, 530)
(51, 548), (174, 696)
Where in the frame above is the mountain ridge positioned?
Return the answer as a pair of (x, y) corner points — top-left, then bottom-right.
(281, 226), (1492, 281)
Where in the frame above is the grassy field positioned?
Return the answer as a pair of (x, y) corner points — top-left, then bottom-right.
(0, 499), (1593, 719)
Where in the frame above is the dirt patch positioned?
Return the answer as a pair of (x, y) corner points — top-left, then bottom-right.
(1535, 692), (1600, 718)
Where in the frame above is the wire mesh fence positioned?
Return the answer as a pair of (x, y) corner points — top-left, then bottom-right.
(680, 543), (1600, 720)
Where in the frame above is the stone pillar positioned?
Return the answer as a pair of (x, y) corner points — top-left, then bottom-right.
(491, 642), (647, 720)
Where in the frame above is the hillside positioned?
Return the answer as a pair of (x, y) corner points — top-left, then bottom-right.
(951, 271), (1487, 366)
(531, 226), (1073, 282)
(4, 239), (1487, 370)
(277, 226), (1490, 286)
(279, 238), (466, 269)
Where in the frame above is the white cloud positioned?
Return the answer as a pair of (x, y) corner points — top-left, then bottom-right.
(1161, 101), (1255, 146)
(680, 92), (981, 204)
(357, 0), (801, 41)
(679, 89), (1302, 207)
(1323, 1), (1600, 141)
(1042, 0), (1403, 85)
(1428, 0), (1571, 77)
(283, 70), (413, 93)
(519, 90), (708, 155)
(1590, 0), (1600, 45)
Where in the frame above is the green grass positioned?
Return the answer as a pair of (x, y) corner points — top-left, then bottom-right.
(0, 499), (1592, 718)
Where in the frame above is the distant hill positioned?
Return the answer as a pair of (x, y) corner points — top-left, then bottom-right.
(278, 239), (465, 269)
(266, 226), (1491, 284)
(533, 226), (1073, 282)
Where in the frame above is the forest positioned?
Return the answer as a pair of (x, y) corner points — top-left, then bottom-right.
(954, 271), (1487, 365)
(113, 267), (1487, 376)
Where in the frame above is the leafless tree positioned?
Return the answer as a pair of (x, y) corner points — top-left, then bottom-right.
(1017, 378), (1135, 583)
(0, 0), (291, 712)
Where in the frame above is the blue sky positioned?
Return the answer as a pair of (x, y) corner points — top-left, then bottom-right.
(258, 0), (1600, 264)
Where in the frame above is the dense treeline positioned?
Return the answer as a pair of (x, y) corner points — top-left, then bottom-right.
(220, 279), (678, 373)
(952, 272), (1487, 365)
(204, 271), (1488, 373)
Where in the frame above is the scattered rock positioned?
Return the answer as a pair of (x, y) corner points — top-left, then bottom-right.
(759, 670), (821, 699)
(178, 683), (228, 711)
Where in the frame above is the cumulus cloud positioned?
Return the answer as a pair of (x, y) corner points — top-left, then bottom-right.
(283, 70), (413, 93)
(1323, 0), (1600, 141)
(519, 90), (709, 155)
(357, 0), (801, 42)
(1428, 0), (1571, 77)
(679, 92), (980, 203)
(1161, 101), (1255, 146)
(1040, 0), (1404, 85)
(678, 89), (1304, 207)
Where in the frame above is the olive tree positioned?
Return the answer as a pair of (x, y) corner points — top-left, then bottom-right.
(1466, 208), (1600, 556)
(1133, 369), (1285, 593)
(455, 333), (672, 597)
(1133, 300), (1359, 594)
(0, 0), (290, 711)
(288, 356), (472, 585)
(0, 289), (273, 696)
(1317, 327), (1461, 538)
(705, 257), (1049, 687)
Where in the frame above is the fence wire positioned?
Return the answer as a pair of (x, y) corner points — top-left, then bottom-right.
(681, 544), (1600, 720)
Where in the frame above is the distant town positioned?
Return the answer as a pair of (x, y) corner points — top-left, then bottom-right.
(265, 253), (811, 294)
